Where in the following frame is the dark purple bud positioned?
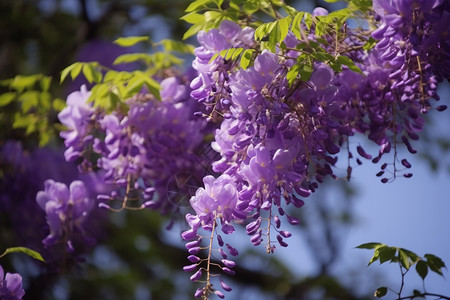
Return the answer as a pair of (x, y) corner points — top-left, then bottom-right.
(188, 247), (201, 255)
(219, 248), (228, 259)
(381, 178), (389, 183)
(376, 171), (385, 177)
(401, 136), (417, 154)
(220, 278), (232, 292)
(277, 235), (288, 247)
(190, 269), (202, 281)
(294, 185), (311, 197)
(291, 195), (305, 208)
(279, 230), (292, 238)
(251, 229), (262, 244)
(274, 215), (281, 229)
(188, 255), (201, 263)
(437, 105), (447, 112)
(183, 264), (198, 272)
(404, 173), (413, 178)
(217, 234), (224, 247)
(401, 159), (411, 168)
(357, 145), (372, 159)
(408, 131), (419, 140)
(182, 229), (197, 240)
(286, 214), (300, 225)
(222, 259), (236, 268)
(222, 267), (236, 276)
(97, 194), (110, 201)
(194, 288), (204, 298)
(98, 203), (111, 210)
(226, 244), (239, 256)
(215, 290), (225, 299)
(185, 240), (200, 249)
(356, 158), (362, 165)
(381, 163), (387, 170)
(278, 207), (285, 216)
(246, 219), (261, 235)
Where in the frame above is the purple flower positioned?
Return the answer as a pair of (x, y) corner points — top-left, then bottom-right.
(36, 179), (94, 249)
(0, 265), (25, 300)
(58, 85), (94, 162)
(190, 174), (238, 227)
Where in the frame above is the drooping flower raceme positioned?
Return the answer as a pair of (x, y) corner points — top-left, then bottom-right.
(36, 179), (94, 251)
(0, 264), (25, 300)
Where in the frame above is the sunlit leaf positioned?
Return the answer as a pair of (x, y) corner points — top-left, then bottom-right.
(0, 92), (16, 106)
(114, 36), (150, 47)
(374, 287), (387, 298)
(0, 247), (46, 263)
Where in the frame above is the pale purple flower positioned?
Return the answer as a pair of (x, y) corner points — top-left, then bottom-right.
(0, 265), (25, 300)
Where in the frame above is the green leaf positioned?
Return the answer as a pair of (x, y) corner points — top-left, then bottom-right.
(356, 242), (385, 250)
(70, 63), (83, 80)
(40, 76), (52, 92)
(82, 63), (102, 84)
(282, 4), (298, 16)
(183, 22), (204, 40)
(374, 287), (387, 298)
(378, 247), (396, 264)
(52, 98), (66, 112)
(0, 247), (46, 263)
(185, 0), (213, 12)
(243, 0), (260, 15)
(19, 91), (39, 113)
(424, 253), (446, 276)
(363, 37), (377, 51)
(287, 64), (300, 85)
(299, 61), (313, 81)
(291, 11), (305, 40)
(114, 36), (150, 47)
(113, 53), (152, 65)
(181, 12), (205, 24)
(398, 249), (412, 270)
(336, 55), (363, 74)
(10, 74), (41, 92)
(416, 260), (428, 280)
(240, 49), (254, 69)
(0, 92), (16, 106)
(60, 63), (77, 83)
(277, 16), (291, 44)
(304, 13), (313, 30)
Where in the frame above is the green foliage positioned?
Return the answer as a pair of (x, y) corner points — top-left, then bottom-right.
(0, 74), (64, 146)
(358, 243), (448, 299)
(0, 247), (45, 263)
(374, 287), (387, 298)
(181, 0), (229, 40)
(114, 36), (150, 47)
(61, 62), (103, 84)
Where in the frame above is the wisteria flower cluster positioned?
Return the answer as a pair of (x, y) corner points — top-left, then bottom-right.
(0, 264), (25, 300)
(21, 0), (448, 298)
(58, 75), (213, 214)
(36, 179), (94, 251)
(179, 2), (449, 298)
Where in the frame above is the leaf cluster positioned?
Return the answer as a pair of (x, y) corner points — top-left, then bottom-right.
(0, 74), (65, 146)
(357, 242), (447, 298)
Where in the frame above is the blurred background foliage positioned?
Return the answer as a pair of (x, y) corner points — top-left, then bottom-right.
(1, 0), (447, 299)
